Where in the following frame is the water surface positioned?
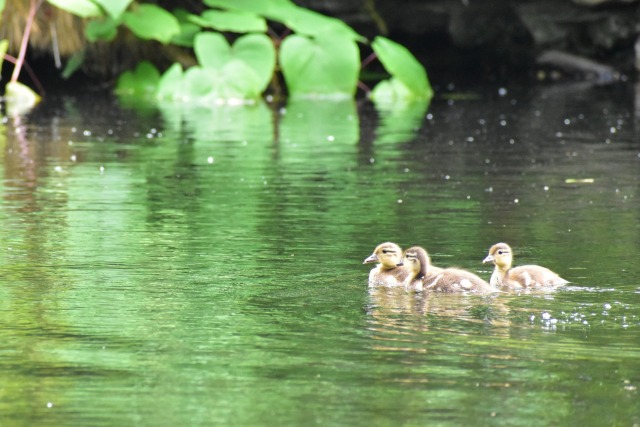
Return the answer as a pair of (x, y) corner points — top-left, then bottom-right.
(0, 82), (639, 426)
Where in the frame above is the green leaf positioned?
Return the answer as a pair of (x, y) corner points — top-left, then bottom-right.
(279, 7), (364, 42)
(5, 81), (41, 115)
(92, 0), (132, 19)
(194, 32), (230, 70)
(371, 36), (432, 101)
(203, 0), (364, 42)
(115, 60), (160, 96)
(189, 9), (267, 33)
(62, 50), (85, 79)
(0, 0), (5, 14)
(280, 34), (359, 98)
(46, 0), (103, 18)
(370, 78), (413, 103)
(228, 34), (275, 93)
(86, 16), (119, 42)
(203, 0), (290, 16)
(194, 32), (275, 95)
(171, 8), (200, 47)
(122, 4), (180, 44)
(157, 63), (184, 100)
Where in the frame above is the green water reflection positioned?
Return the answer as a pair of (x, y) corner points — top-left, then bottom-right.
(0, 83), (639, 426)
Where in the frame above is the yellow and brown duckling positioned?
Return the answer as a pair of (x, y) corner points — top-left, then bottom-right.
(401, 246), (496, 294)
(482, 242), (568, 289)
(363, 242), (407, 287)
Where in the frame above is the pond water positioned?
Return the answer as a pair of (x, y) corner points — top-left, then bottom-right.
(0, 81), (639, 426)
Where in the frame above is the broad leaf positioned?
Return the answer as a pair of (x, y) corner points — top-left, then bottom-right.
(62, 50), (85, 79)
(194, 32), (275, 95)
(5, 81), (41, 115)
(280, 7), (364, 42)
(229, 34), (275, 93)
(86, 16), (119, 42)
(203, 0), (292, 16)
(203, 0), (364, 42)
(171, 8), (200, 47)
(371, 36), (432, 100)
(194, 32), (230, 70)
(280, 34), (359, 98)
(122, 4), (180, 44)
(189, 9), (267, 33)
(157, 63), (184, 100)
(116, 61), (160, 95)
(47, 0), (102, 18)
(182, 62), (261, 102)
(92, 0), (132, 19)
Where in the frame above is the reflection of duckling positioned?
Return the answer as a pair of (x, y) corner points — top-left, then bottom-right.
(483, 242), (568, 289)
(363, 242), (407, 286)
(402, 246), (496, 293)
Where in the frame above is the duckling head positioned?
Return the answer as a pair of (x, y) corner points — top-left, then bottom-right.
(483, 242), (513, 270)
(363, 242), (403, 269)
(401, 246), (431, 279)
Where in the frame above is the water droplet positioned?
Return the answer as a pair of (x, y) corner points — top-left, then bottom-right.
(498, 87), (507, 96)
(47, 402), (53, 408)
(207, 157), (214, 164)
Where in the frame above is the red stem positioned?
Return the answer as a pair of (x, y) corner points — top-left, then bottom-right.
(3, 54), (46, 96)
(10, 0), (42, 83)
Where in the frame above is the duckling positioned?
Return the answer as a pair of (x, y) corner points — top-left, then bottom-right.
(363, 242), (407, 287)
(482, 242), (568, 289)
(402, 246), (496, 294)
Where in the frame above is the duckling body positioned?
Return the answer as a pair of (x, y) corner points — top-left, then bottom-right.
(402, 246), (496, 294)
(363, 242), (407, 287)
(483, 242), (568, 289)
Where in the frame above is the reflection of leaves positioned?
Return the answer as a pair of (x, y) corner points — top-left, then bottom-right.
(373, 99), (429, 144)
(280, 98), (359, 146)
(157, 101), (274, 143)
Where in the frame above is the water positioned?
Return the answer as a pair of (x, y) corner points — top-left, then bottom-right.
(1, 82), (639, 426)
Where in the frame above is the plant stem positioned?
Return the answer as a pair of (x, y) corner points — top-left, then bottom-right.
(11, 0), (43, 83)
(3, 54), (46, 96)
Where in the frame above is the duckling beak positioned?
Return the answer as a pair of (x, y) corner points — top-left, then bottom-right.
(396, 261), (404, 267)
(363, 253), (379, 264)
(482, 255), (495, 264)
